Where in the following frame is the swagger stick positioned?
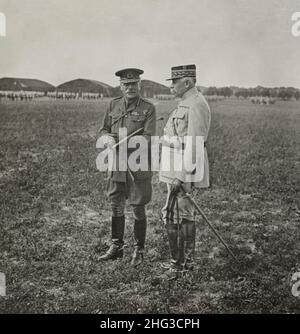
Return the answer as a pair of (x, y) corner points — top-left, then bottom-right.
(181, 187), (238, 262)
(111, 127), (144, 149)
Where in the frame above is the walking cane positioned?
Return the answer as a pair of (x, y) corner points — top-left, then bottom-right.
(175, 194), (180, 265)
(181, 187), (238, 262)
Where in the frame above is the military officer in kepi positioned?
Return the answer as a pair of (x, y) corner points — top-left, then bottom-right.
(159, 64), (211, 279)
(98, 68), (156, 267)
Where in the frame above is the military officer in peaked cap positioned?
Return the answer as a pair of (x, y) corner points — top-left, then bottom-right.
(159, 64), (211, 279)
(98, 68), (156, 267)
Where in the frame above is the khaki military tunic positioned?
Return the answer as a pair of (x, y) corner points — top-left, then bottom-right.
(160, 87), (211, 223)
(99, 95), (156, 206)
(160, 87), (211, 188)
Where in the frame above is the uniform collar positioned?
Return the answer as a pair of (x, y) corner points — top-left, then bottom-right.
(181, 87), (198, 100)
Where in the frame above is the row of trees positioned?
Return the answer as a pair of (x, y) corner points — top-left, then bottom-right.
(203, 86), (234, 97)
(202, 86), (300, 100)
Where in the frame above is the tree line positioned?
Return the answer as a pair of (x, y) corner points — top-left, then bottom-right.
(202, 86), (300, 100)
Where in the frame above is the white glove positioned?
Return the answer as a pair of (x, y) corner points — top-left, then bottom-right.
(96, 135), (116, 150)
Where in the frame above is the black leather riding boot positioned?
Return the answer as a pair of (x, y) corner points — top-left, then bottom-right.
(131, 219), (147, 267)
(182, 219), (196, 270)
(166, 223), (184, 269)
(99, 216), (125, 261)
(111, 216), (125, 247)
(133, 219), (147, 249)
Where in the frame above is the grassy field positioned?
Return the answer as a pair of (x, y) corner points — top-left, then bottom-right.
(0, 98), (299, 313)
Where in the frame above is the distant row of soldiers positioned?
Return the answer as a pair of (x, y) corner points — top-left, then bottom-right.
(204, 95), (226, 102)
(0, 90), (45, 101)
(154, 94), (174, 100)
(47, 91), (79, 100)
(0, 90), (106, 101)
(47, 92), (104, 100)
(154, 93), (227, 102)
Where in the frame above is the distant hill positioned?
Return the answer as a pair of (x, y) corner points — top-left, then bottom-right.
(2, 76), (298, 100)
(56, 78), (114, 96)
(0, 77), (54, 92)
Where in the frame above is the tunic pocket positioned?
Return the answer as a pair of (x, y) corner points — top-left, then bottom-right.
(172, 109), (187, 135)
(110, 111), (123, 132)
(127, 114), (146, 133)
(129, 114), (146, 122)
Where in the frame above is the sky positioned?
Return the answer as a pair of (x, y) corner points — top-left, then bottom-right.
(0, 0), (299, 88)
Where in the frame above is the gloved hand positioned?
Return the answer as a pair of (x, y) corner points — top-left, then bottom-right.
(171, 178), (183, 195)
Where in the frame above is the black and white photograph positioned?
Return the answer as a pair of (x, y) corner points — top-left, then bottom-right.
(0, 0), (299, 316)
